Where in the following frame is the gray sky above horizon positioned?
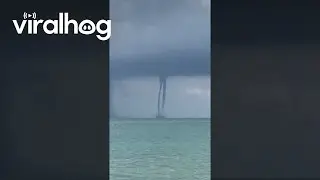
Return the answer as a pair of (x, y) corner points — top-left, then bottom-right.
(110, 0), (210, 118)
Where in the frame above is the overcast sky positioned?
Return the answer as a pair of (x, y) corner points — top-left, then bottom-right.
(110, 0), (210, 118)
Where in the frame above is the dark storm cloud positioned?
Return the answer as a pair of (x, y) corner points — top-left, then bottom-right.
(110, 0), (210, 79)
(110, 48), (210, 79)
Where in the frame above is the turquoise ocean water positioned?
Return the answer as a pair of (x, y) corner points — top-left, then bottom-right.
(110, 118), (210, 180)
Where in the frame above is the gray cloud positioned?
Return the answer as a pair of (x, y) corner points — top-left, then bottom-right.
(109, 0), (210, 118)
(110, 0), (210, 60)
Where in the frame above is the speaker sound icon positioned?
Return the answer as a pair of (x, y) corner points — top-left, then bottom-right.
(23, 12), (36, 19)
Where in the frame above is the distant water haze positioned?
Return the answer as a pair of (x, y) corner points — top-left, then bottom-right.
(111, 76), (210, 118)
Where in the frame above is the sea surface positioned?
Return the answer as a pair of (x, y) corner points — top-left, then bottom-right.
(110, 118), (210, 180)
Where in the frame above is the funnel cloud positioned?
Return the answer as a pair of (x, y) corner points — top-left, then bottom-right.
(110, 0), (210, 118)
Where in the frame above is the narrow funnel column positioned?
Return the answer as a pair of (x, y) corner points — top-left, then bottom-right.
(157, 75), (167, 118)
(161, 76), (167, 114)
(157, 78), (163, 117)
